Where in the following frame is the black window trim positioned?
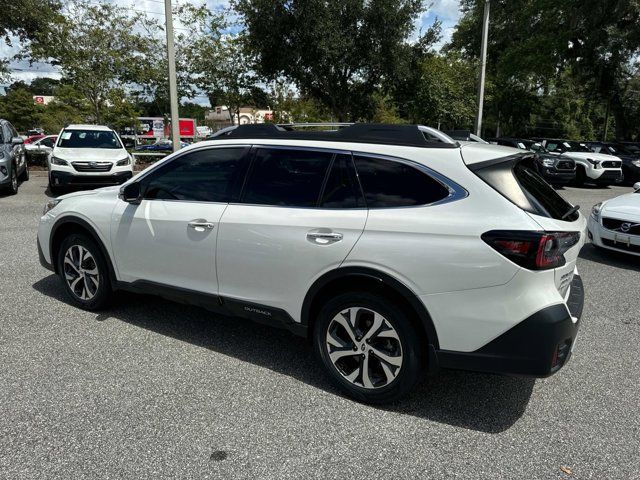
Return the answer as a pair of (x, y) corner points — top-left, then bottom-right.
(232, 144), (467, 210)
(131, 144), (253, 205)
(235, 144), (367, 210)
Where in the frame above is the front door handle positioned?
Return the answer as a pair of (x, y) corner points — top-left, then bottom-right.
(306, 230), (343, 245)
(188, 220), (215, 231)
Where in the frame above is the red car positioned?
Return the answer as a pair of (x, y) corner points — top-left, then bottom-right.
(24, 134), (46, 144)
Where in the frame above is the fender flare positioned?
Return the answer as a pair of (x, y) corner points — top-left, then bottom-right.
(301, 266), (440, 349)
(49, 215), (118, 286)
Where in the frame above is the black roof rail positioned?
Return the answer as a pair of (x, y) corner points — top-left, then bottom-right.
(209, 123), (458, 148)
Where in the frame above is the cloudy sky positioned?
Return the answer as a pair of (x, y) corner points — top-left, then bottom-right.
(1, 0), (462, 102)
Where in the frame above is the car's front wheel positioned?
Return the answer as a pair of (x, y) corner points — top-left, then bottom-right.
(313, 291), (424, 404)
(18, 157), (29, 181)
(5, 166), (18, 195)
(57, 234), (113, 310)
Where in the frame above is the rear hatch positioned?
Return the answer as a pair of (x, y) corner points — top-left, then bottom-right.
(463, 148), (587, 295)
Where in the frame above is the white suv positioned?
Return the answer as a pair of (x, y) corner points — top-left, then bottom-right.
(49, 124), (133, 193)
(37, 124), (586, 403)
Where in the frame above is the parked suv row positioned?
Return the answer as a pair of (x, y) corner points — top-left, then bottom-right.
(0, 119), (29, 195)
(38, 124), (586, 403)
(534, 139), (624, 186)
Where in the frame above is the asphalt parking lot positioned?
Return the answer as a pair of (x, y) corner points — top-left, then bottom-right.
(1, 173), (639, 479)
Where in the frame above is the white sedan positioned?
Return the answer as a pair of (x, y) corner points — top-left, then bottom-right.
(588, 182), (640, 256)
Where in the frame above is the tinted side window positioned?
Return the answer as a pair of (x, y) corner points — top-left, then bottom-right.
(353, 156), (450, 207)
(142, 147), (247, 202)
(41, 137), (55, 148)
(242, 148), (332, 207)
(320, 154), (365, 208)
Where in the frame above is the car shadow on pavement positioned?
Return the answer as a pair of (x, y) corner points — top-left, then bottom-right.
(33, 274), (534, 434)
(580, 243), (640, 272)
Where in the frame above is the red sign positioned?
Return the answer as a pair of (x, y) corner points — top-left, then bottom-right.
(34, 96), (45, 104)
(137, 117), (196, 138)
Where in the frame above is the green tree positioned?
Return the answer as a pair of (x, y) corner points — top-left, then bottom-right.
(0, 87), (40, 131)
(406, 54), (477, 130)
(178, 5), (256, 123)
(36, 84), (91, 134)
(268, 81), (332, 124)
(103, 89), (141, 133)
(1, 0), (62, 81)
(449, 0), (640, 139)
(234, 0), (426, 121)
(28, 0), (158, 124)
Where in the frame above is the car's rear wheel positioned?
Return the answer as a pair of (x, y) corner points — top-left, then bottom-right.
(57, 234), (112, 310)
(313, 291), (423, 404)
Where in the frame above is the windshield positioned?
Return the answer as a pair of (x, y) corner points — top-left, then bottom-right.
(608, 144), (632, 155)
(565, 141), (591, 152)
(57, 129), (122, 149)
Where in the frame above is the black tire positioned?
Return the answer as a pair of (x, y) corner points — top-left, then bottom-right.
(56, 233), (113, 310)
(313, 291), (424, 404)
(573, 165), (586, 187)
(18, 158), (29, 181)
(6, 165), (18, 195)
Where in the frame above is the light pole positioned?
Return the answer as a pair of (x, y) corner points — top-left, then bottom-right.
(164, 0), (181, 152)
(474, 0), (490, 137)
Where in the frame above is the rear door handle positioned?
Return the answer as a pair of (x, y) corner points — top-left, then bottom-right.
(306, 230), (343, 245)
(188, 220), (215, 231)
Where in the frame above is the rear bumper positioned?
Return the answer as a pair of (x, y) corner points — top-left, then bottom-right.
(50, 170), (132, 187)
(436, 274), (584, 377)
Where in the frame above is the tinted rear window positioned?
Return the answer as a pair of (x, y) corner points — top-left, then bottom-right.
(353, 156), (450, 207)
(472, 156), (578, 221)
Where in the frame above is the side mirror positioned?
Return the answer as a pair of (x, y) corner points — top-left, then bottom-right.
(633, 182), (640, 193)
(11, 137), (24, 145)
(119, 182), (141, 204)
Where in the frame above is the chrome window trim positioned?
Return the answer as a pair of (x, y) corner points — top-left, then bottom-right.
(130, 142), (468, 209)
(350, 151), (469, 208)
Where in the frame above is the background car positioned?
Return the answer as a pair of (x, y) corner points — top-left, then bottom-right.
(24, 134), (46, 145)
(443, 130), (489, 143)
(48, 124), (133, 193)
(134, 138), (190, 151)
(0, 119), (29, 194)
(584, 141), (640, 184)
(588, 182), (640, 256)
(536, 138), (623, 186)
(25, 135), (58, 165)
(487, 137), (576, 185)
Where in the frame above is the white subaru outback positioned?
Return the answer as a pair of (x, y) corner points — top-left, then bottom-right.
(48, 124), (133, 193)
(37, 124), (586, 403)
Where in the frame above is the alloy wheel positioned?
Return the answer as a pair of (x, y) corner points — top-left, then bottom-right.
(325, 307), (403, 389)
(63, 245), (100, 300)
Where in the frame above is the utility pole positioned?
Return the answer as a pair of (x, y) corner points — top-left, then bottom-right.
(164, 0), (181, 152)
(474, 0), (490, 137)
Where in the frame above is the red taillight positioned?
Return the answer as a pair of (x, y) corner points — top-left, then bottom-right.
(482, 231), (580, 270)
